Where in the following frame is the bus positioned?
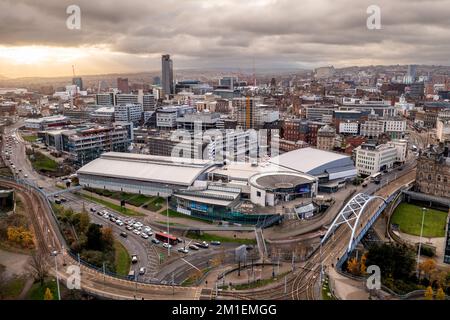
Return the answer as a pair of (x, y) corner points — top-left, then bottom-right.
(154, 232), (178, 245)
(370, 172), (382, 184)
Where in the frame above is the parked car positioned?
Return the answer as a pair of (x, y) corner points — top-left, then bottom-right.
(131, 254), (138, 263)
(162, 243), (172, 249)
(126, 225), (133, 231)
(133, 230), (141, 236)
(120, 232), (128, 238)
(210, 241), (221, 246)
(151, 238), (160, 244)
(141, 233), (149, 239)
(90, 207), (97, 213)
(178, 247), (189, 254)
(54, 199), (61, 204)
(189, 244), (199, 250)
(143, 226), (152, 234)
(195, 241), (209, 249)
(139, 267), (146, 275)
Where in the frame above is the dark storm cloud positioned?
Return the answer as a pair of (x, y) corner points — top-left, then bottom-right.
(1, 0), (450, 67)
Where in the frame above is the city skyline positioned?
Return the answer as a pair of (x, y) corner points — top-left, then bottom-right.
(1, 0), (450, 78)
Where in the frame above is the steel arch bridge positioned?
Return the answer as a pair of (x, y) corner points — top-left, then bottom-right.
(321, 193), (387, 253)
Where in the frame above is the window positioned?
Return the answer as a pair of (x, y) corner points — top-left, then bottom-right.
(256, 191), (261, 197)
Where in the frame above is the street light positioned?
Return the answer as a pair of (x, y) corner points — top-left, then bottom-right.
(51, 250), (61, 300)
(416, 207), (427, 278)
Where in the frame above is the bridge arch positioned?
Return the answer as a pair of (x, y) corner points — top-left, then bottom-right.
(321, 193), (386, 253)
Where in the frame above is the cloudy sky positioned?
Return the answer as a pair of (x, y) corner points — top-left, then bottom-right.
(0, 0), (449, 78)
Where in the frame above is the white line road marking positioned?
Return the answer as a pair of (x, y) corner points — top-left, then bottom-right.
(181, 258), (201, 271)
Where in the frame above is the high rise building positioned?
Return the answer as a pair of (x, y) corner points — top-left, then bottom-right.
(72, 77), (83, 91)
(117, 77), (130, 94)
(161, 54), (174, 97)
(234, 97), (262, 130)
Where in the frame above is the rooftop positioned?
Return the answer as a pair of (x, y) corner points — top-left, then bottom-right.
(77, 152), (215, 186)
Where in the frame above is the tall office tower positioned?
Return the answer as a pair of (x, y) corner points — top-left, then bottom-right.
(117, 77), (130, 94)
(72, 77), (83, 91)
(234, 97), (261, 130)
(404, 65), (417, 84)
(161, 54), (174, 97)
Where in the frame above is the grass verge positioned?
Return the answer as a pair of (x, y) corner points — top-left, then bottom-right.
(27, 278), (58, 300)
(232, 271), (290, 290)
(186, 231), (256, 245)
(114, 240), (131, 276)
(80, 194), (144, 217)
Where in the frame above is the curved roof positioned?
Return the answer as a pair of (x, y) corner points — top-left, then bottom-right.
(249, 171), (315, 191)
(77, 152), (215, 187)
(270, 147), (355, 176)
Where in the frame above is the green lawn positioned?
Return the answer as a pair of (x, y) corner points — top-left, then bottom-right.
(114, 240), (131, 276)
(23, 135), (38, 143)
(232, 271), (290, 290)
(186, 231), (256, 245)
(391, 203), (448, 237)
(27, 278), (58, 300)
(29, 152), (58, 172)
(145, 197), (165, 211)
(85, 188), (154, 208)
(1, 276), (27, 299)
(80, 194), (144, 217)
(156, 209), (213, 224)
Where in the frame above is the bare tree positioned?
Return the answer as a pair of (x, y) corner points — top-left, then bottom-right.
(28, 252), (48, 286)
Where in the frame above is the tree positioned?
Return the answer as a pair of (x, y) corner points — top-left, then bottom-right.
(86, 224), (103, 251)
(419, 259), (436, 280)
(436, 287), (445, 300)
(360, 254), (367, 275)
(78, 212), (90, 234)
(44, 287), (54, 300)
(424, 286), (434, 300)
(28, 252), (48, 287)
(101, 227), (114, 250)
(347, 257), (360, 275)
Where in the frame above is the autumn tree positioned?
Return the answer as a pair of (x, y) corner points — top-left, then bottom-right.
(436, 287), (445, 300)
(101, 227), (114, 250)
(360, 254), (367, 275)
(419, 259), (436, 280)
(347, 257), (360, 275)
(424, 286), (434, 300)
(44, 287), (54, 300)
(7, 226), (34, 249)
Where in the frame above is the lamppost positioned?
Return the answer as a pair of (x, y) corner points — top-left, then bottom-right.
(51, 250), (61, 300)
(416, 207), (427, 277)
